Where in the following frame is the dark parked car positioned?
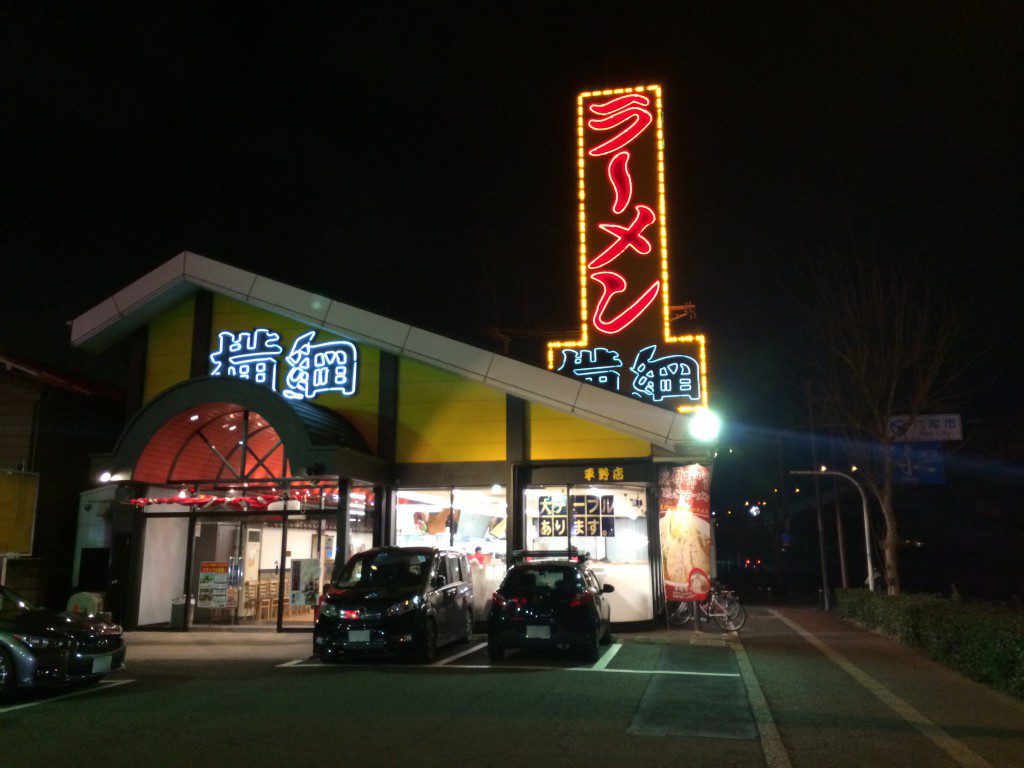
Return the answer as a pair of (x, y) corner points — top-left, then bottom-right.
(486, 550), (613, 663)
(0, 585), (126, 699)
(314, 547), (474, 662)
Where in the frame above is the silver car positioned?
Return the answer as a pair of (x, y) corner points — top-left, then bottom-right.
(0, 585), (126, 699)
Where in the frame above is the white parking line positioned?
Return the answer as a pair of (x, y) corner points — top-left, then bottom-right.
(276, 663), (737, 679)
(0, 679), (135, 715)
(432, 642), (487, 666)
(589, 641), (622, 670)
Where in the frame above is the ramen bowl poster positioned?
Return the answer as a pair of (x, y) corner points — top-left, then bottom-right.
(658, 464), (712, 601)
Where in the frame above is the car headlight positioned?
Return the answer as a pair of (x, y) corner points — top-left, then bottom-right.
(14, 634), (68, 651)
(319, 603), (341, 619)
(386, 596), (421, 616)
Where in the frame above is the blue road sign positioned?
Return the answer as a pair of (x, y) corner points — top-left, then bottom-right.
(892, 441), (945, 485)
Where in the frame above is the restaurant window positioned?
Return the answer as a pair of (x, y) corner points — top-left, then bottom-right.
(396, 486), (507, 618)
(347, 485), (375, 562)
(524, 484), (653, 621)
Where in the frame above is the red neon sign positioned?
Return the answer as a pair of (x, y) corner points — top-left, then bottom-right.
(591, 272), (661, 335)
(547, 84), (710, 413)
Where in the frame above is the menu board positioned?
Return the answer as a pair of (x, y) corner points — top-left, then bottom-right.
(197, 561), (230, 608)
(538, 494), (615, 538)
(290, 558), (321, 607)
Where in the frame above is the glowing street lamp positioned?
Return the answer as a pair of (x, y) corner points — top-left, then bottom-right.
(688, 408), (722, 442)
(792, 469), (875, 592)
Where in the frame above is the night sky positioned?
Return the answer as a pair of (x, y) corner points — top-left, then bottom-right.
(4, 4), (1024, 575)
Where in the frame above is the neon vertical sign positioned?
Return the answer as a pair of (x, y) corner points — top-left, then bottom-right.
(547, 85), (709, 412)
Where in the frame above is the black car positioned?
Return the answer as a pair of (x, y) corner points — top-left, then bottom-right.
(0, 585), (126, 699)
(486, 550), (613, 663)
(314, 547), (474, 662)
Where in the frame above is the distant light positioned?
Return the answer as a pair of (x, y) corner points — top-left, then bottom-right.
(749, 505), (761, 517)
(99, 471), (112, 483)
(727, 510), (732, 515)
(229, 425), (237, 432)
(794, 487), (801, 493)
(728, 448), (734, 453)
(178, 489), (187, 498)
(688, 409), (722, 442)
(851, 465), (858, 472)
(491, 484), (503, 495)
(773, 488), (779, 493)
(743, 500), (749, 506)
(820, 465), (827, 472)
(189, 414), (199, 422)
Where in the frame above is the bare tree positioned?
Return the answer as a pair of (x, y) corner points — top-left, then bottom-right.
(804, 258), (963, 595)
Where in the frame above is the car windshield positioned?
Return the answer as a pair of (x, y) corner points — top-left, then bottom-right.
(0, 586), (37, 619)
(502, 565), (584, 596)
(332, 550), (431, 589)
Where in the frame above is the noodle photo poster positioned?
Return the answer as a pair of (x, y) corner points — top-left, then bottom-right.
(658, 464), (712, 601)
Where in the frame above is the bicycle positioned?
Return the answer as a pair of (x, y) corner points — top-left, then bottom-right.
(667, 583), (746, 631)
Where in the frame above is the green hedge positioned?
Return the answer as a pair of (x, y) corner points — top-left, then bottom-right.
(837, 589), (1024, 699)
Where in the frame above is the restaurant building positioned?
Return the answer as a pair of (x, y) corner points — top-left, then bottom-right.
(69, 85), (717, 631)
(69, 250), (715, 630)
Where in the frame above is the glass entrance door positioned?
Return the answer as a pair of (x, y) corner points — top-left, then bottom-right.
(282, 514), (337, 628)
(188, 516), (287, 628)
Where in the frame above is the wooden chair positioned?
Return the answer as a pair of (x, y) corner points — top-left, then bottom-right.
(256, 579), (274, 621)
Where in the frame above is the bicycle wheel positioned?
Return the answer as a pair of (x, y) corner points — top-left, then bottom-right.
(667, 601), (692, 626)
(713, 601), (746, 631)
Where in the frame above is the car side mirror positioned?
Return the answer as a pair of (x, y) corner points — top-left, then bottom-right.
(601, 584), (615, 594)
(431, 575), (445, 590)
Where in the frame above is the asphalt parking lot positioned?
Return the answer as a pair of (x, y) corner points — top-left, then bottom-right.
(3, 608), (1023, 768)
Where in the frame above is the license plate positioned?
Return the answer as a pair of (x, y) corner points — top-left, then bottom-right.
(91, 655), (113, 674)
(525, 625), (551, 639)
(347, 629), (371, 643)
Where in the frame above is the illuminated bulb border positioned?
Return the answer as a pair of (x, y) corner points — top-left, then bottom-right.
(547, 84), (710, 413)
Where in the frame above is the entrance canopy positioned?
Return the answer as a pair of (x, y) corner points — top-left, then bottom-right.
(97, 376), (378, 486)
(135, 403), (288, 484)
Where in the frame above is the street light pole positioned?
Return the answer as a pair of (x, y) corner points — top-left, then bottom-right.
(792, 469), (875, 592)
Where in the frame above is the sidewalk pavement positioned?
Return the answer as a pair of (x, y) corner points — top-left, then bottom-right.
(122, 619), (735, 661)
(123, 630), (313, 661)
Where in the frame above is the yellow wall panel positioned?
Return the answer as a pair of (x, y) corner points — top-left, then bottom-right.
(397, 359), (505, 463)
(210, 295), (380, 452)
(529, 403), (651, 461)
(143, 298), (194, 403)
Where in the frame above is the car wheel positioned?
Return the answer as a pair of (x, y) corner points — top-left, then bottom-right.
(0, 646), (15, 701)
(487, 639), (504, 662)
(460, 609), (474, 644)
(417, 620), (437, 663)
(582, 631), (601, 663)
